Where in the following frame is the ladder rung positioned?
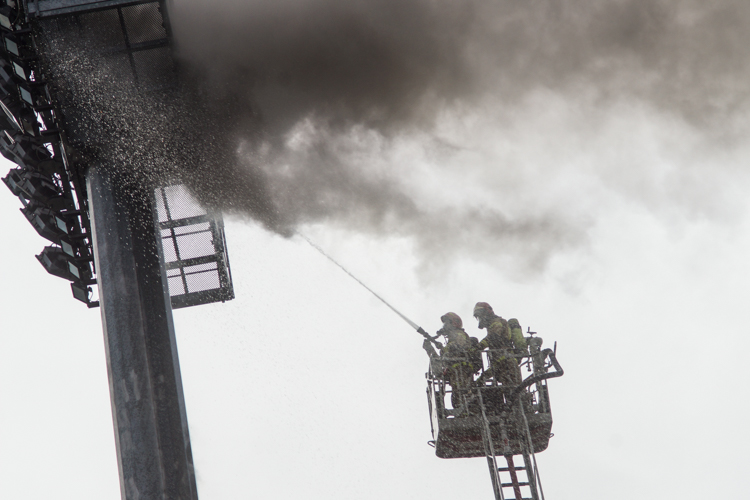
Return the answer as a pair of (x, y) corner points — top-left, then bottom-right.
(501, 482), (530, 487)
(498, 467), (527, 471)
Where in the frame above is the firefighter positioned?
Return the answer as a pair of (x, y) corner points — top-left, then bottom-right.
(474, 302), (527, 389)
(435, 312), (476, 412)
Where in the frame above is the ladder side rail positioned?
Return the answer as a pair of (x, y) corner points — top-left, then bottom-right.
(516, 398), (543, 500)
(478, 389), (505, 500)
(519, 447), (539, 500)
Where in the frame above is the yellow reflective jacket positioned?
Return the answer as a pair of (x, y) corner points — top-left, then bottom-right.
(478, 316), (527, 358)
(440, 328), (476, 372)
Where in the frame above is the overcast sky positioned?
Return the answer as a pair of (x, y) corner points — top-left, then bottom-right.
(3, 1), (750, 499)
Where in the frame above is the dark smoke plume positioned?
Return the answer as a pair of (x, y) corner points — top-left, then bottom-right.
(167, 0), (750, 274)
(46, 1), (750, 275)
(174, 0), (750, 131)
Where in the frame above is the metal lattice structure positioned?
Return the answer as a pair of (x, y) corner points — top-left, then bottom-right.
(25, 0), (159, 18)
(2, 0), (235, 308)
(156, 184), (234, 309)
(0, 2), (238, 498)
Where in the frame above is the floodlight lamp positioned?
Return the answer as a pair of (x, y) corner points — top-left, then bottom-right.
(71, 282), (99, 308)
(1, 128), (13, 145)
(4, 33), (17, 55)
(11, 131), (47, 151)
(0, 139), (31, 170)
(0, 91), (25, 132)
(68, 260), (82, 279)
(20, 170), (59, 202)
(71, 281), (87, 301)
(0, 5), (19, 31)
(0, 60), (14, 85)
(0, 143), (17, 164)
(61, 238), (76, 257)
(37, 246), (72, 280)
(36, 245), (92, 283)
(12, 60), (30, 81)
(20, 116), (37, 137)
(0, 129), (23, 163)
(2, 167), (24, 197)
(9, 134), (53, 168)
(3, 167), (68, 209)
(21, 201), (71, 243)
(0, 104), (14, 131)
(17, 82), (34, 106)
(0, 8), (12, 31)
(0, 91), (37, 136)
(3, 32), (31, 59)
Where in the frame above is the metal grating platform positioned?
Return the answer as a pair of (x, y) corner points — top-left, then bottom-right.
(24, 0), (160, 19)
(155, 184), (234, 309)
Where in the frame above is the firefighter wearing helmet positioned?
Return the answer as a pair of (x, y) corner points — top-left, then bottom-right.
(474, 302), (527, 388)
(434, 312), (477, 412)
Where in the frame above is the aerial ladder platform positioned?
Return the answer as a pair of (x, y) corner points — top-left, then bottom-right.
(426, 332), (563, 500)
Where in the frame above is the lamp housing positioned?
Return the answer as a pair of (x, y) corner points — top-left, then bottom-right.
(1, 131), (54, 169)
(0, 58), (15, 87)
(21, 201), (80, 246)
(3, 32), (33, 59)
(36, 245), (92, 283)
(0, 89), (37, 135)
(0, 4), (20, 32)
(2, 167), (71, 210)
(17, 81), (45, 110)
(70, 282), (99, 308)
(12, 59), (31, 81)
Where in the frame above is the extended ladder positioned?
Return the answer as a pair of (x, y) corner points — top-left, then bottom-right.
(478, 390), (545, 500)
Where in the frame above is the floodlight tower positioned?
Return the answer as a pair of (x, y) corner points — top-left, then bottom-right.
(1, 1), (234, 498)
